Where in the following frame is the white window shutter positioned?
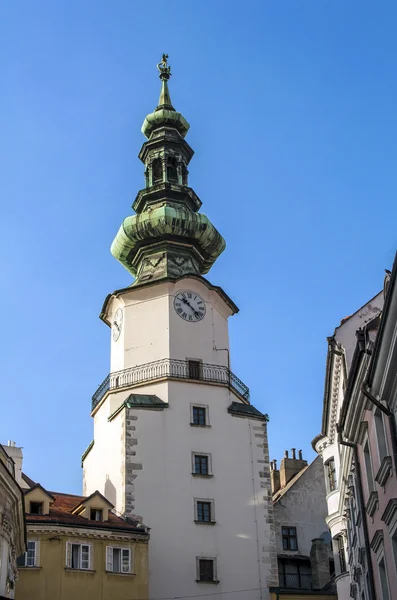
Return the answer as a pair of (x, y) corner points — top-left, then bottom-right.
(81, 544), (90, 569)
(66, 542), (72, 568)
(122, 548), (130, 573)
(106, 547), (113, 572)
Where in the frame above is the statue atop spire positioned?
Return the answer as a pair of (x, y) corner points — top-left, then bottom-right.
(157, 54), (171, 81)
(156, 53), (173, 112)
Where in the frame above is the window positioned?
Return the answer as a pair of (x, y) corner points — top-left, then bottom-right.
(90, 508), (102, 521)
(278, 558), (312, 589)
(193, 453), (211, 476)
(393, 529), (397, 573)
(196, 557), (217, 583)
(152, 158), (162, 185)
(167, 157), (178, 183)
(374, 409), (388, 462)
(29, 502), (43, 515)
(106, 547), (131, 573)
(195, 499), (215, 523)
(364, 441), (375, 495)
(192, 406), (207, 426)
(66, 542), (90, 570)
(378, 557), (390, 600)
(188, 360), (202, 380)
(282, 527), (298, 551)
(336, 536), (346, 573)
(17, 541), (37, 567)
(325, 458), (337, 492)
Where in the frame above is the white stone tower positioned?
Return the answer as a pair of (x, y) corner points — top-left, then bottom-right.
(83, 55), (277, 599)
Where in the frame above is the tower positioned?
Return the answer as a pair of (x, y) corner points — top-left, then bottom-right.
(83, 56), (277, 599)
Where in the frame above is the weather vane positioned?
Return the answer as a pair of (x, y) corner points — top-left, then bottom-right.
(157, 53), (171, 80)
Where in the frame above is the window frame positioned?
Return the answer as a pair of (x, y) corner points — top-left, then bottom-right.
(192, 452), (212, 477)
(374, 408), (388, 464)
(29, 501), (43, 515)
(90, 508), (103, 521)
(194, 498), (215, 524)
(196, 556), (218, 583)
(106, 546), (132, 574)
(66, 542), (91, 570)
(17, 540), (38, 568)
(377, 553), (391, 600)
(363, 438), (375, 497)
(187, 359), (203, 381)
(335, 535), (346, 574)
(325, 458), (337, 493)
(190, 404), (209, 427)
(281, 526), (298, 551)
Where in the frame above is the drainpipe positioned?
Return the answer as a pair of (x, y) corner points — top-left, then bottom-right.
(361, 383), (397, 475)
(336, 425), (376, 600)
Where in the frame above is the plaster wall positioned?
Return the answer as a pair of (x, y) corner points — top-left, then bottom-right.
(108, 279), (232, 374)
(85, 379), (276, 600)
(274, 457), (328, 557)
(15, 532), (148, 600)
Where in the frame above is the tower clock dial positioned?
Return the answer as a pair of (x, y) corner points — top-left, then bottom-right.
(112, 307), (123, 341)
(174, 291), (206, 322)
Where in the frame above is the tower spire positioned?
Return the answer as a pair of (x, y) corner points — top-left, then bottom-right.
(156, 53), (174, 111)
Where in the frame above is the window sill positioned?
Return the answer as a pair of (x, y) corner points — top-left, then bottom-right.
(190, 424), (211, 428)
(65, 568), (96, 574)
(194, 520), (216, 526)
(192, 473), (214, 478)
(195, 580), (220, 585)
(18, 566), (41, 570)
(106, 571), (135, 577)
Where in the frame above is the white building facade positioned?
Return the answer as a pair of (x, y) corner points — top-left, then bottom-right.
(83, 57), (277, 600)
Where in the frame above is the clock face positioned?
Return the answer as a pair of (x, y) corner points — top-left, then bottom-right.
(174, 291), (206, 322)
(112, 308), (123, 341)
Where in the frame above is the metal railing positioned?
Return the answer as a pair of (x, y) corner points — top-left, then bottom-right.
(279, 573), (313, 590)
(92, 358), (250, 411)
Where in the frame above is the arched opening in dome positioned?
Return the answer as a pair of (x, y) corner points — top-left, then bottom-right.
(152, 159), (163, 185)
(167, 157), (178, 184)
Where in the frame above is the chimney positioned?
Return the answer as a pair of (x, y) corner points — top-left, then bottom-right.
(310, 538), (330, 590)
(279, 448), (308, 488)
(270, 459), (280, 494)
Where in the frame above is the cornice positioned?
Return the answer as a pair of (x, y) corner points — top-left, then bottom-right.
(26, 523), (149, 543)
(370, 529), (383, 553)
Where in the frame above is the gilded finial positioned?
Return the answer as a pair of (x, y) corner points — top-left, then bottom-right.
(157, 53), (171, 81)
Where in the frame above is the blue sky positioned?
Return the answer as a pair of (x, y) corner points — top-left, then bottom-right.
(1, 1), (397, 493)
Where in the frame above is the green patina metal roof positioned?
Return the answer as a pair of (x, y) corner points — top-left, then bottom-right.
(108, 394), (168, 421)
(228, 402), (269, 421)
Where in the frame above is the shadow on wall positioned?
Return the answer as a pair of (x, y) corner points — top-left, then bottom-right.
(105, 476), (117, 507)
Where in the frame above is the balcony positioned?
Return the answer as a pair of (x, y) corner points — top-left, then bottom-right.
(92, 358), (250, 411)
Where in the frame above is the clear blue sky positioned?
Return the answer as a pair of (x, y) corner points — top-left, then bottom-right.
(1, 1), (397, 494)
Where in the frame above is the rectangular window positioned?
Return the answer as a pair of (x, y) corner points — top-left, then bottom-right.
(30, 502), (43, 515)
(192, 406), (207, 426)
(188, 360), (202, 380)
(106, 547), (131, 573)
(337, 536), (346, 573)
(378, 557), (390, 600)
(90, 508), (103, 521)
(374, 409), (388, 463)
(66, 542), (91, 570)
(17, 541), (37, 567)
(197, 558), (216, 582)
(364, 442), (375, 495)
(326, 459), (337, 492)
(282, 527), (298, 551)
(194, 454), (209, 475)
(195, 499), (215, 523)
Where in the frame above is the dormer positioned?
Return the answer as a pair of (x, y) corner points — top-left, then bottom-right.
(24, 484), (55, 515)
(71, 490), (114, 522)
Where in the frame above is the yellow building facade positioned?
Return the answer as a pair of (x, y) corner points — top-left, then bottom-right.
(16, 485), (149, 600)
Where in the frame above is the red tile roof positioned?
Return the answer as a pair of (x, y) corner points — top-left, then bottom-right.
(25, 490), (147, 534)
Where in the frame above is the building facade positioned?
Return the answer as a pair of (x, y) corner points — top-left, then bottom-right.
(15, 482), (149, 600)
(0, 443), (25, 599)
(312, 281), (397, 600)
(83, 56), (277, 600)
(270, 450), (335, 597)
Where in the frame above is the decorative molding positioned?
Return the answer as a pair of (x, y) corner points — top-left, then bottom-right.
(381, 498), (397, 527)
(375, 456), (392, 488)
(26, 524), (148, 543)
(370, 529), (384, 553)
(365, 491), (379, 517)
